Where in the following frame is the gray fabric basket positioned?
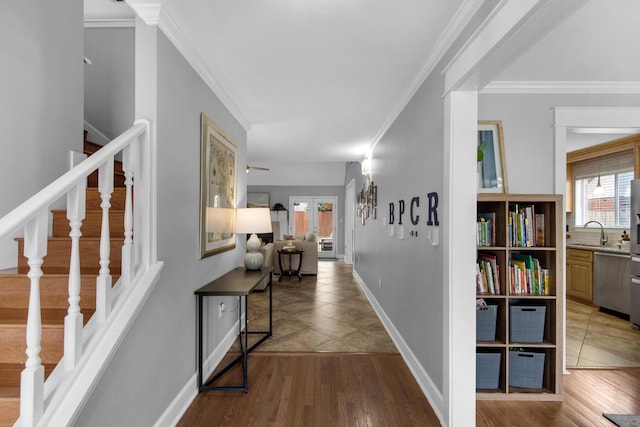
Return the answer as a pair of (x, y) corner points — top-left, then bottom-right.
(509, 350), (545, 389)
(476, 305), (498, 341)
(509, 305), (546, 343)
(476, 352), (501, 390)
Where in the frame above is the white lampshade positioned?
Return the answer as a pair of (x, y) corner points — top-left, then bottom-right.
(235, 208), (272, 234)
(235, 208), (272, 270)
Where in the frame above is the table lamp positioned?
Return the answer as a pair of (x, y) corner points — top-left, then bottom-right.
(235, 208), (272, 270)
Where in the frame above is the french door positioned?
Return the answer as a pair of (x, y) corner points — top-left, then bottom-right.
(289, 197), (337, 259)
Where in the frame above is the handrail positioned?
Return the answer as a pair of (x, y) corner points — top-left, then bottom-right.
(3, 119), (159, 427)
(0, 122), (146, 242)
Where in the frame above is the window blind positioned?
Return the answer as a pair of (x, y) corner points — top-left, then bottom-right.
(572, 149), (634, 179)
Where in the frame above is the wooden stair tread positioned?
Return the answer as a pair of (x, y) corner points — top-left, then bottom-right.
(13, 267), (122, 275)
(0, 389), (19, 399)
(0, 308), (94, 325)
(15, 237), (123, 243)
(0, 363), (57, 393)
(0, 392), (19, 427)
(51, 209), (125, 214)
(0, 272), (119, 279)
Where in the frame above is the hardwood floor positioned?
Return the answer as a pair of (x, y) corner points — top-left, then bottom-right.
(179, 352), (441, 426)
(179, 260), (640, 426)
(477, 368), (640, 426)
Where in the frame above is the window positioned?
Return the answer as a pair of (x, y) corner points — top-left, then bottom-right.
(573, 150), (633, 228)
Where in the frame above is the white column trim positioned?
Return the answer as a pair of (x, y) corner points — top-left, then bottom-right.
(483, 81), (640, 94)
(443, 91), (477, 427)
(129, 3), (162, 25)
(554, 107), (640, 128)
(442, 0), (542, 93)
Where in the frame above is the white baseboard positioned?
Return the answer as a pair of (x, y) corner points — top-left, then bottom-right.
(352, 270), (445, 425)
(154, 314), (244, 427)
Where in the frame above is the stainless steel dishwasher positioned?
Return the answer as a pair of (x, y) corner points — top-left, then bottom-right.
(593, 251), (631, 316)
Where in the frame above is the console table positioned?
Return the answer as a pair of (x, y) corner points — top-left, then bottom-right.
(194, 266), (273, 392)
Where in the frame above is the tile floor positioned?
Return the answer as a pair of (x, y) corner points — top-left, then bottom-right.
(566, 298), (640, 367)
(237, 259), (398, 353)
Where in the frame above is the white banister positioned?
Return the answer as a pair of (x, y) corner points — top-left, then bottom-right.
(96, 159), (114, 324)
(0, 122), (146, 243)
(64, 183), (85, 370)
(0, 120), (157, 427)
(19, 212), (48, 426)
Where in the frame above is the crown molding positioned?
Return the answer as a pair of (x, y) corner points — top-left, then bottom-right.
(84, 19), (135, 28)
(482, 81), (640, 94)
(126, 3), (251, 130)
(370, 0), (484, 148)
(130, 3), (161, 25)
(156, 10), (251, 130)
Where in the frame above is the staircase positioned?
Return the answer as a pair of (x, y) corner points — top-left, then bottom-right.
(0, 139), (125, 427)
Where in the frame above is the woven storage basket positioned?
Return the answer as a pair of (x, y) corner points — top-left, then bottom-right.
(476, 305), (498, 341)
(509, 305), (546, 343)
(476, 352), (501, 390)
(509, 350), (545, 389)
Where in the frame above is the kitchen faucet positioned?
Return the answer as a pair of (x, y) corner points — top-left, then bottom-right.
(583, 220), (608, 246)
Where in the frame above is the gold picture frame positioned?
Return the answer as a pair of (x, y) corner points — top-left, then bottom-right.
(200, 113), (237, 258)
(477, 120), (508, 193)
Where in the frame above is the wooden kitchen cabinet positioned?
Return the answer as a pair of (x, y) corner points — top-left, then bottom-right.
(566, 248), (593, 303)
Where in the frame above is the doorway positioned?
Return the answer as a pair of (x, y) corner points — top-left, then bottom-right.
(289, 197), (337, 259)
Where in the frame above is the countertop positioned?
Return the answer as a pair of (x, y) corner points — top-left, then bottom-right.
(566, 243), (630, 255)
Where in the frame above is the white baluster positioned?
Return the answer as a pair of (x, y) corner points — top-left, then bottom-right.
(20, 212), (48, 426)
(121, 144), (135, 286)
(96, 159), (114, 323)
(64, 184), (85, 369)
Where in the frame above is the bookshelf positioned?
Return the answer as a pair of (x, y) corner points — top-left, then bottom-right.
(476, 194), (563, 401)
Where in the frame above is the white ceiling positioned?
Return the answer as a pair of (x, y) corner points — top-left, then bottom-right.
(85, 0), (640, 169)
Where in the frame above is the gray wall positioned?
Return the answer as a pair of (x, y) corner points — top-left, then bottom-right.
(84, 27), (135, 140)
(248, 185), (345, 257)
(479, 93), (640, 194)
(0, 1), (84, 269)
(351, 72), (446, 391)
(74, 29), (247, 426)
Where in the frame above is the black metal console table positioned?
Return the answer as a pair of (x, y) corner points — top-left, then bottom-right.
(194, 266), (273, 392)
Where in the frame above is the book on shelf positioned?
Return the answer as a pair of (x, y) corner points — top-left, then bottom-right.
(535, 213), (545, 246)
(476, 253), (500, 294)
(477, 212), (496, 246)
(508, 204), (539, 248)
(508, 252), (549, 295)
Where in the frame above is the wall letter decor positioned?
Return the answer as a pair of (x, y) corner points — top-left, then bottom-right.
(410, 197), (420, 225)
(427, 192), (439, 226)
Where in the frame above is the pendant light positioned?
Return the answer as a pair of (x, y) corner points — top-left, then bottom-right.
(594, 157), (604, 196)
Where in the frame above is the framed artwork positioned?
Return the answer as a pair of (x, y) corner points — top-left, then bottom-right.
(200, 113), (237, 258)
(477, 120), (508, 193)
(247, 192), (270, 209)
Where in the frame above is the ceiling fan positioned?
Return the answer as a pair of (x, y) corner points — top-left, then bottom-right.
(246, 165), (270, 174)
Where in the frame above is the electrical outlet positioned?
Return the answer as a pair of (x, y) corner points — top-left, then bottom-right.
(218, 302), (225, 318)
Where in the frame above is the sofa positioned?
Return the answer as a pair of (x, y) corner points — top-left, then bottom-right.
(272, 233), (318, 275)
